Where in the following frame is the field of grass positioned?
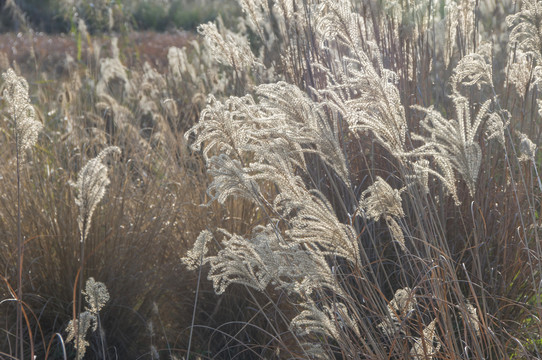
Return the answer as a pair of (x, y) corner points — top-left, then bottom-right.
(0, 0), (541, 359)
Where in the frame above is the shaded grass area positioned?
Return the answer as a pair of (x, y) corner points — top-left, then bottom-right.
(0, 29), (292, 359)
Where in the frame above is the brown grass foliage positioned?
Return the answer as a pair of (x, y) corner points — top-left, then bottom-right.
(0, 27), (285, 359)
(1, 0), (541, 359)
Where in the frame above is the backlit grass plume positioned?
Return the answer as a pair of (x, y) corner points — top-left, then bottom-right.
(2, 68), (42, 158)
(66, 277), (110, 360)
(70, 146), (120, 242)
(183, 0), (541, 358)
(359, 177), (406, 251)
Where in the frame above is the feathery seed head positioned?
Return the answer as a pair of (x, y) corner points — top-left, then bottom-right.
(291, 300), (341, 340)
(485, 112), (508, 146)
(406, 159), (430, 195)
(83, 277), (110, 315)
(517, 131), (537, 162)
(207, 154), (261, 204)
(71, 146), (121, 241)
(168, 47), (192, 83)
(182, 230), (212, 270)
(77, 19), (89, 42)
(360, 177), (404, 221)
(410, 92), (492, 200)
(451, 42), (493, 92)
(386, 217), (406, 251)
(459, 301), (481, 337)
(462, 141), (482, 195)
(238, 0), (270, 36)
(410, 319), (441, 359)
(66, 278), (110, 359)
(65, 311), (95, 360)
(96, 54), (132, 98)
(198, 22), (256, 70)
(507, 0), (542, 61)
(508, 50), (533, 97)
(389, 287), (415, 314)
(2, 68), (43, 159)
(147, 320), (154, 337)
(466, 302), (481, 337)
(378, 287), (416, 336)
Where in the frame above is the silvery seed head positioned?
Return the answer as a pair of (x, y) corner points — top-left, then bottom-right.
(518, 131), (537, 162)
(84, 277), (110, 315)
(65, 311), (95, 360)
(2, 68), (43, 159)
(70, 146), (121, 242)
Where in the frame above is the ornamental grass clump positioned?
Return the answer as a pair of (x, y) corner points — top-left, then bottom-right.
(183, 0), (542, 358)
(1, 26), (245, 357)
(0, 0), (541, 358)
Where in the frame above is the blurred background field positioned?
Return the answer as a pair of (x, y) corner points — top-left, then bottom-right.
(0, 0), (239, 33)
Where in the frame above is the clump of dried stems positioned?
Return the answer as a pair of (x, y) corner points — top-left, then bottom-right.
(0, 17), (249, 358)
(0, 0), (541, 359)
(183, 0), (542, 358)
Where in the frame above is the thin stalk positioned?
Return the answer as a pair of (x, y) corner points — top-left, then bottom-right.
(16, 131), (23, 360)
(155, 306), (173, 359)
(186, 246), (204, 360)
(76, 228), (86, 360)
(97, 315), (106, 359)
